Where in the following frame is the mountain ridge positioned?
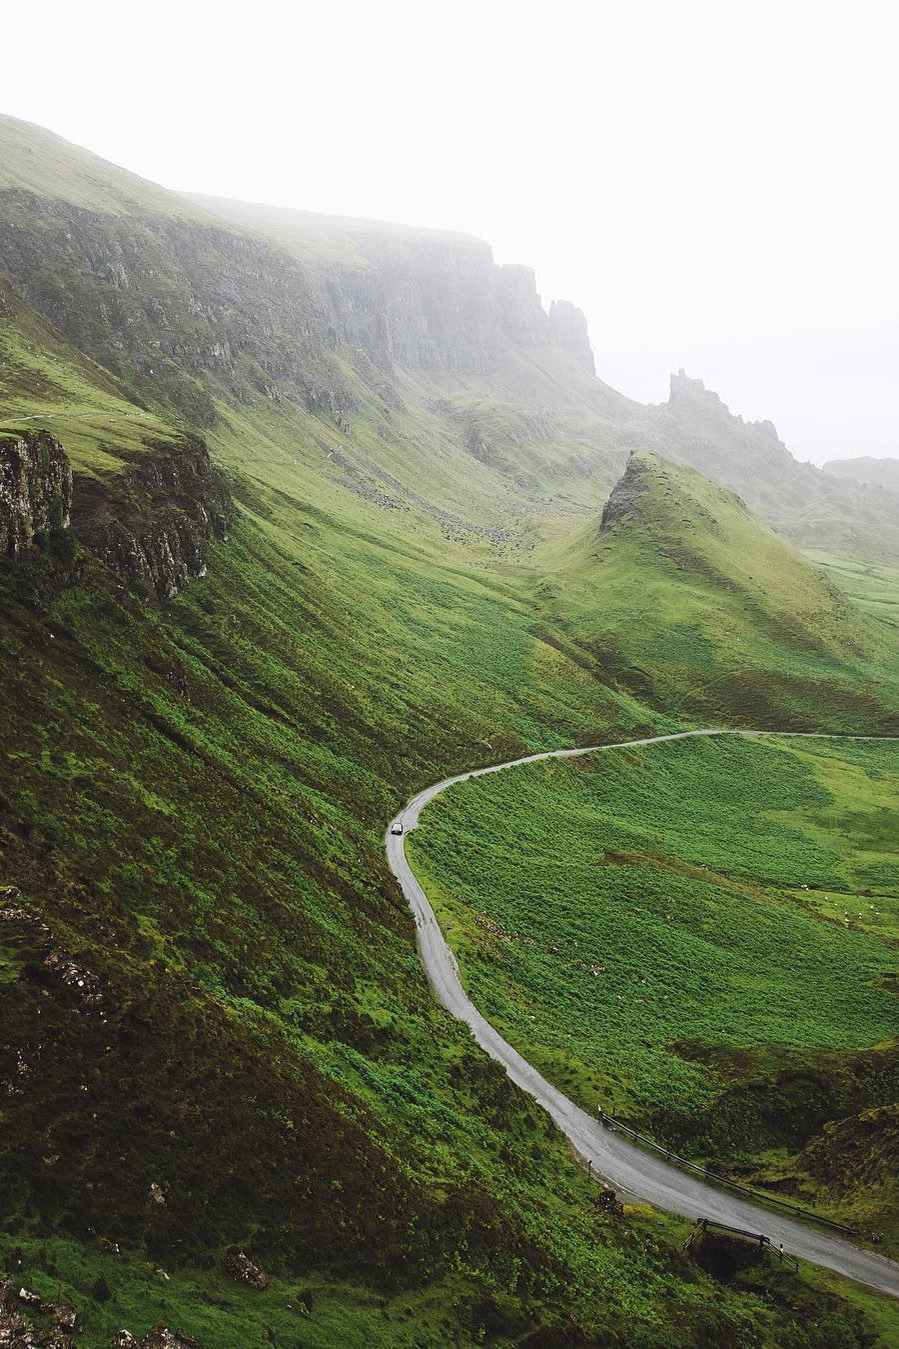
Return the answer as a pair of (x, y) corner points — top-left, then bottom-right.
(825, 455), (899, 489)
(1, 112), (897, 567)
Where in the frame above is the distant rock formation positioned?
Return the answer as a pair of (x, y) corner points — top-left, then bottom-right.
(824, 456), (899, 490)
(669, 367), (713, 403)
(304, 235), (583, 376)
(549, 299), (595, 373)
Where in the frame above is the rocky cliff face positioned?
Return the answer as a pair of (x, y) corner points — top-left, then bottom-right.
(666, 369), (780, 445)
(0, 190), (350, 426)
(0, 430), (72, 557)
(600, 451), (649, 534)
(305, 238), (557, 375)
(654, 370), (792, 490)
(549, 300), (595, 373)
(73, 437), (232, 600)
(186, 196), (596, 382)
(1, 428), (229, 600)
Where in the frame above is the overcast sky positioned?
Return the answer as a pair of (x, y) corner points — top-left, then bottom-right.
(4, 0), (897, 464)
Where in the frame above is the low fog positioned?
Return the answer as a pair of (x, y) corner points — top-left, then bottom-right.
(4, 0), (896, 464)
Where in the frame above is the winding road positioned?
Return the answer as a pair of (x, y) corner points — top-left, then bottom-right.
(385, 728), (899, 1298)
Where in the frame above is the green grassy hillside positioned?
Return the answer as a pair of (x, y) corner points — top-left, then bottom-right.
(0, 114), (211, 217)
(5, 466), (850, 1346)
(540, 450), (899, 728)
(0, 275), (176, 476)
(408, 733), (899, 1241)
(808, 552), (899, 640)
(2, 113), (899, 1345)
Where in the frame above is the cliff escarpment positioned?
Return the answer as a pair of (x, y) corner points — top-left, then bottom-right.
(0, 428), (230, 600)
(0, 190), (350, 426)
(189, 195), (597, 379)
(549, 298), (595, 373)
(73, 437), (232, 600)
(0, 429), (72, 557)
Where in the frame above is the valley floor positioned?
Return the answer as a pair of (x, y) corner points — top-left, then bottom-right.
(406, 732), (899, 1280)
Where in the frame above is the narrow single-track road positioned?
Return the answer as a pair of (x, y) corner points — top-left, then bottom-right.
(386, 728), (899, 1298)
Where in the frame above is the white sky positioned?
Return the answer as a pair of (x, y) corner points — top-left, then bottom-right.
(3, 0), (897, 464)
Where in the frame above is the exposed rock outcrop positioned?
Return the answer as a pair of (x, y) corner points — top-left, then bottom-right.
(224, 1252), (267, 1290)
(73, 436), (231, 600)
(0, 431), (72, 558)
(665, 369), (781, 446)
(600, 452), (649, 534)
(113, 1329), (200, 1349)
(0, 1277), (78, 1347)
(1, 427), (230, 600)
(549, 299), (595, 374)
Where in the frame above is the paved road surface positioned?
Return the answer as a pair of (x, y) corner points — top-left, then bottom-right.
(385, 728), (899, 1298)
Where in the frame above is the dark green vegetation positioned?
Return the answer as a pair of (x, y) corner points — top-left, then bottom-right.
(1, 111), (898, 1344)
(409, 734), (899, 1242)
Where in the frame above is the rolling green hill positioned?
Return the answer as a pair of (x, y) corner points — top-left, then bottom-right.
(540, 450), (899, 729)
(1, 112), (898, 1345)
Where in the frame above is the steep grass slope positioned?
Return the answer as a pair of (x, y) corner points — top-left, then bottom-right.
(0, 275), (176, 476)
(0, 116), (210, 217)
(809, 552), (899, 640)
(5, 474), (857, 1346)
(1, 113), (898, 1344)
(541, 450), (899, 729)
